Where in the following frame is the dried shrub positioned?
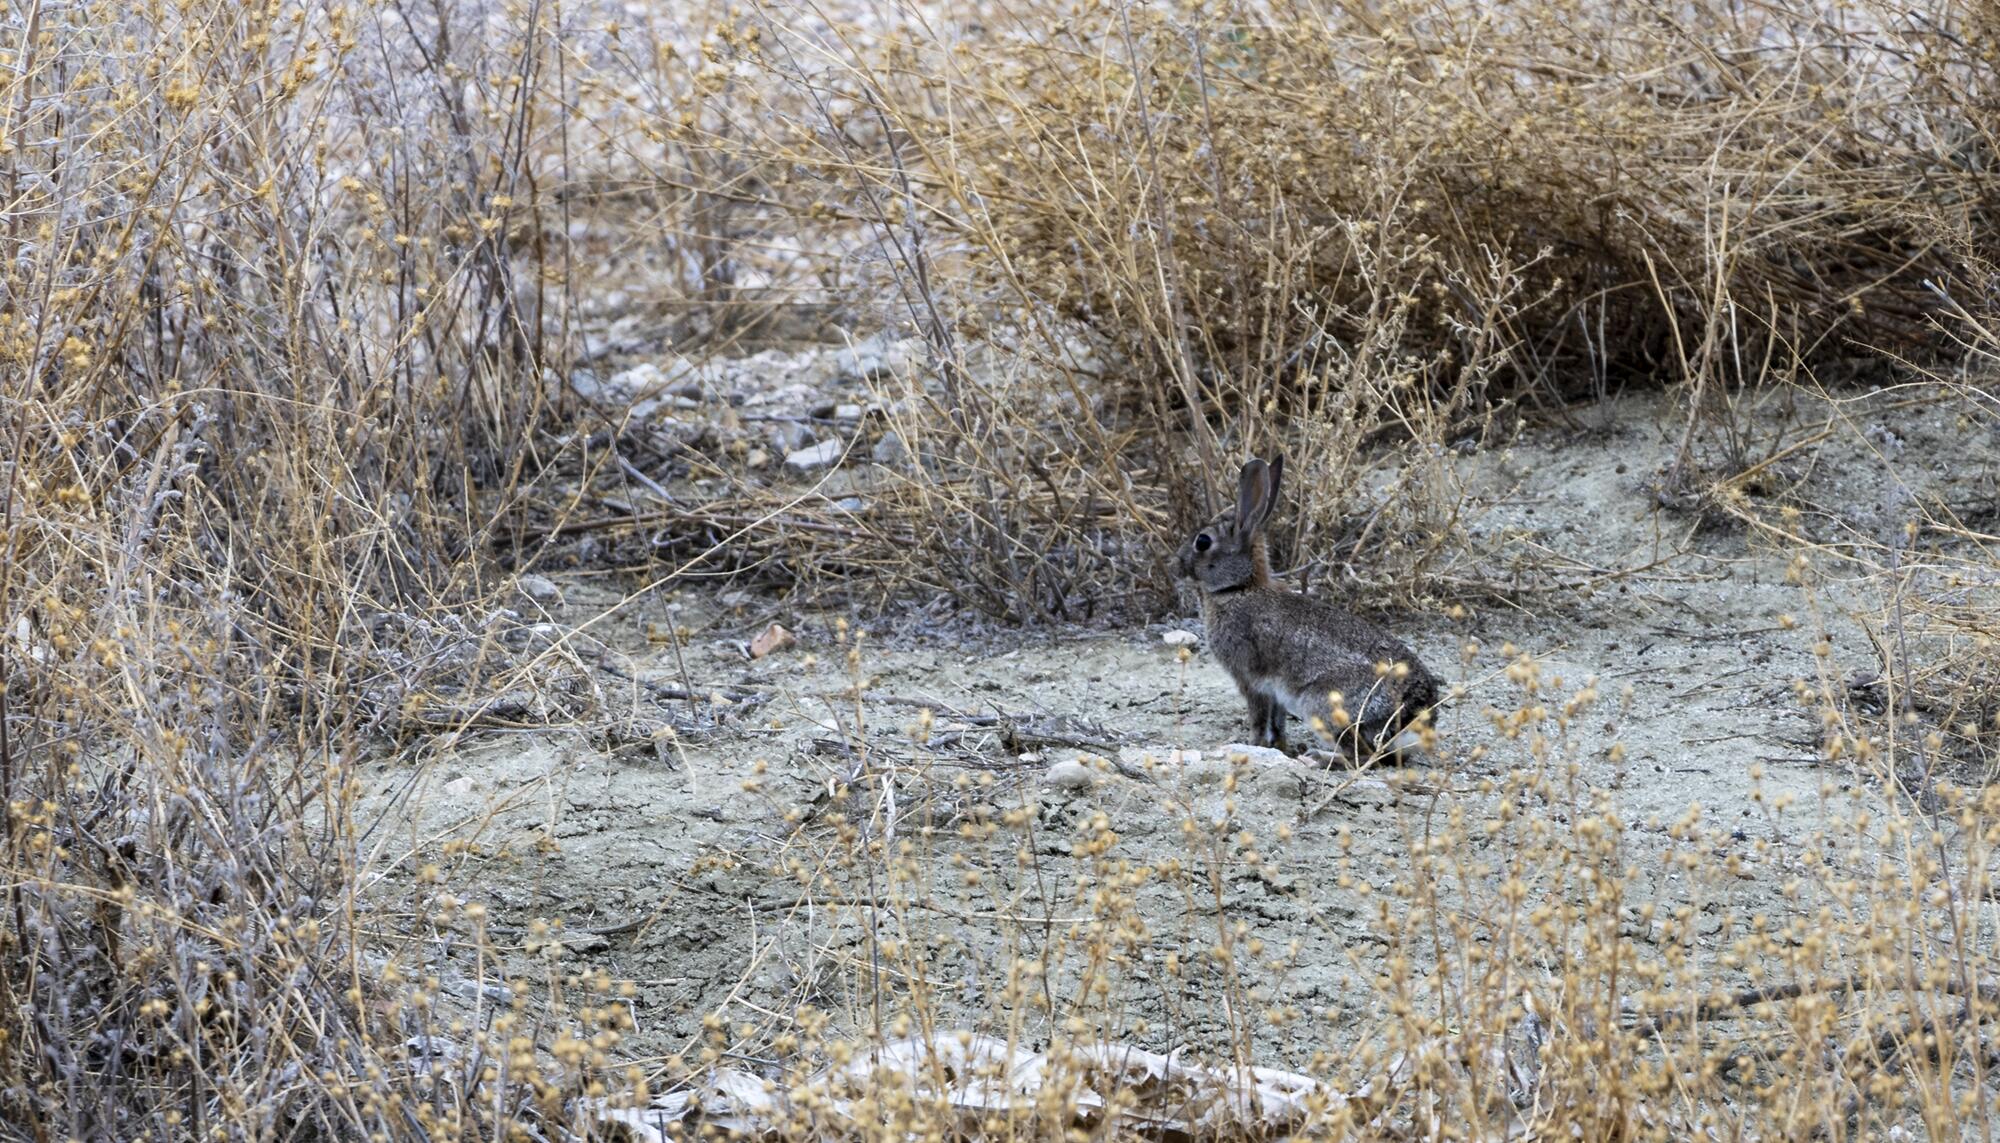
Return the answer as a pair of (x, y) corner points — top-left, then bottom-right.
(0, 0), (636, 1133)
(712, 0), (2000, 611)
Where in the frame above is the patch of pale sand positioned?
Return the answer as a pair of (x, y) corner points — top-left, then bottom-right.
(357, 384), (1985, 1071)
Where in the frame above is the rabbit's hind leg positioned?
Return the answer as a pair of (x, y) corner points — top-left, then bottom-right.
(1240, 686), (1287, 753)
(1262, 699), (1289, 754)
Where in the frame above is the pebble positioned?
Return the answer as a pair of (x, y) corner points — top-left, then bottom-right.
(516, 574), (562, 605)
(835, 333), (920, 383)
(785, 439), (844, 471)
(770, 421), (817, 453)
(748, 623), (796, 660)
(1216, 743), (1292, 767)
(872, 430), (908, 466)
(605, 362), (673, 397)
(446, 978), (512, 1004)
(1042, 759), (1097, 792)
(1118, 745), (1213, 777)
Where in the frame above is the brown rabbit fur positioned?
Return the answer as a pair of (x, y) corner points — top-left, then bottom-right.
(1176, 454), (1438, 756)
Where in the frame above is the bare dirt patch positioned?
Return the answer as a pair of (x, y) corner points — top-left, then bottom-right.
(359, 378), (1996, 1083)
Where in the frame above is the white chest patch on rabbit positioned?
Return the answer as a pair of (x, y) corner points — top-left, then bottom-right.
(1249, 675), (1382, 719)
(1254, 678), (1318, 722)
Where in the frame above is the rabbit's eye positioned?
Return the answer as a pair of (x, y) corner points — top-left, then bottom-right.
(1194, 533), (1213, 552)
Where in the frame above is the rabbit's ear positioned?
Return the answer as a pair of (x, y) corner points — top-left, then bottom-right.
(1264, 453), (1286, 521)
(1234, 459), (1273, 535)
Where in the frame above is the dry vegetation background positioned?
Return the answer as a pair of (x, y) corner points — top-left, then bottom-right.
(2, 0), (1999, 1138)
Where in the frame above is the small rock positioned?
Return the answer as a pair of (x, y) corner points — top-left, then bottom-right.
(831, 497), (866, 513)
(770, 421), (816, 453)
(1042, 759), (1096, 792)
(1161, 629), (1198, 647)
(745, 448), (770, 469)
(568, 368), (606, 400)
(741, 381), (817, 410)
(516, 574), (562, 606)
(446, 978), (512, 1004)
(749, 623), (797, 660)
(1118, 745), (1205, 777)
(835, 333), (920, 383)
(605, 362), (673, 398)
(785, 439), (844, 471)
(1217, 743), (1292, 767)
(834, 403), (864, 420)
(872, 430), (908, 466)
(11, 615), (48, 664)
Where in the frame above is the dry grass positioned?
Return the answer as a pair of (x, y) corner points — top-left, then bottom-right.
(1, 0), (1997, 1138)
(686, 0), (1999, 610)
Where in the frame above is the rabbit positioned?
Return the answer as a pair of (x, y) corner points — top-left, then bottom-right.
(1176, 454), (1439, 758)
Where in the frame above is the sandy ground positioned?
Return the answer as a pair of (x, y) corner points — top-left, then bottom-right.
(357, 378), (1997, 1077)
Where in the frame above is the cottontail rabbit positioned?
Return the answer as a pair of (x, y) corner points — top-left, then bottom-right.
(1177, 455), (1438, 757)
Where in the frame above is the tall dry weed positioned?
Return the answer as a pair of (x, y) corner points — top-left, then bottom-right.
(0, 0), (643, 1132)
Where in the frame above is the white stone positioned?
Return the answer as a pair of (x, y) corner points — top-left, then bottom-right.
(1120, 745), (1223, 781)
(1161, 629), (1198, 647)
(1217, 743), (1293, 767)
(605, 362), (673, 397)
(769, 421), (816, 453)
(11, 615), (48, 664)
(1042, 759), (1096, 792)
(785, 439), (844, 471)
(741, 380), (819, 410)
(836, 333), (921, 382)
(515, 574), (561, 605)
